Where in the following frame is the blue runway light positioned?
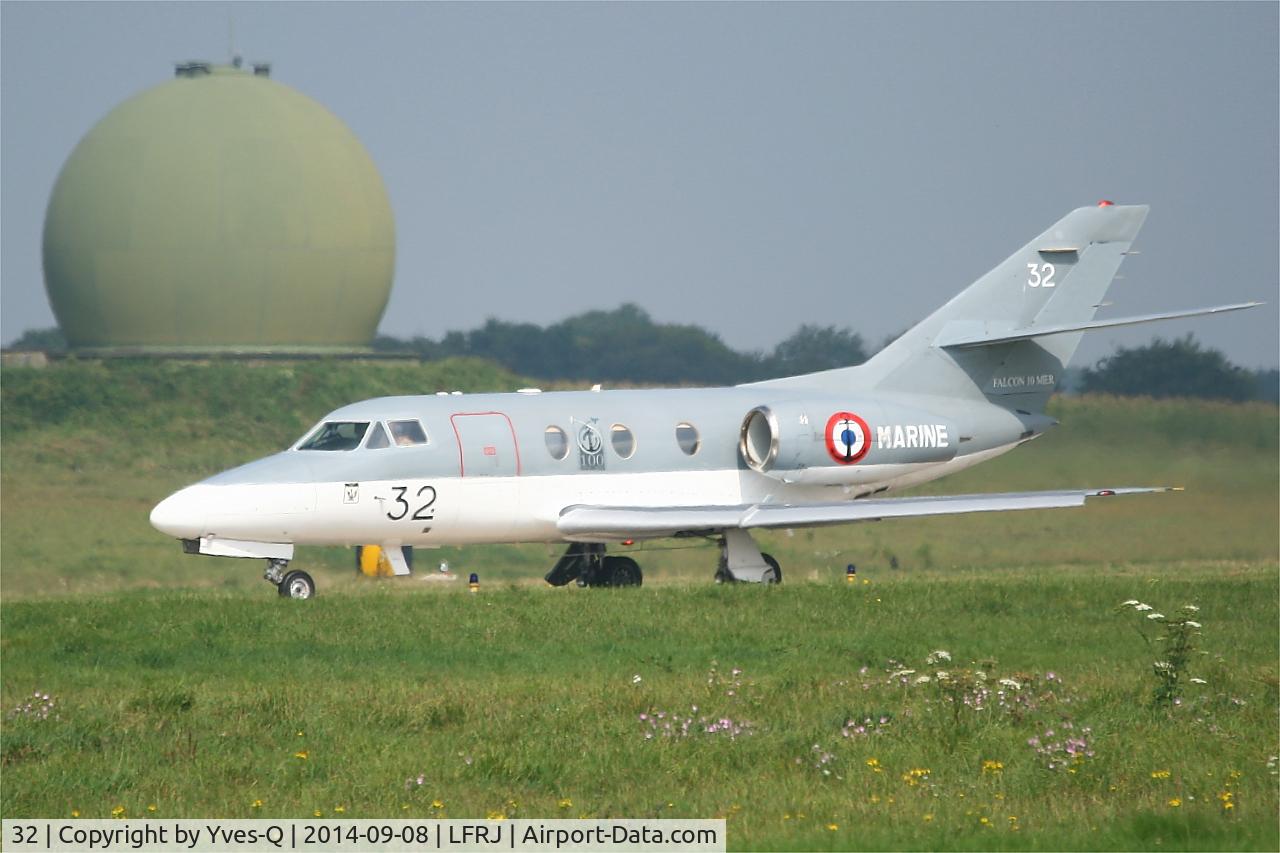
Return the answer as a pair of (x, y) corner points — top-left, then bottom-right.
(468, 572), (479, 592)
(846, 564), (857, 583)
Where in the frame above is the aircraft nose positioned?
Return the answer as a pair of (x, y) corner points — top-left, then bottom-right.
(150, 486), (207, 539)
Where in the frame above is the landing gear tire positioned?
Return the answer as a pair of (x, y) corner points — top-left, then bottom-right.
(762, 553), (782, 584)
(547, 543), (642, 588)
(278, 570), (316, 600)
(602, 556), (643, 587)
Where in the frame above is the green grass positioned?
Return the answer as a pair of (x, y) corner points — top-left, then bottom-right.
(1, 361), (1277, 848)
(2, 570), (1277, 850)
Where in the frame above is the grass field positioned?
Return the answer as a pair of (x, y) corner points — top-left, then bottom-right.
(1, 361), (1277, 849)
(3, 569), (1277, 850)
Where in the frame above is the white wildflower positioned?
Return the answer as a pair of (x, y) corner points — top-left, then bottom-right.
(998, 678), (1022, 691)
(1135, 603), (1153, 612)
(914, 675), (932, 684)
(1147, 613), (1165, 620)
(631, 674), (642, 685)
(1122, 600), (1141, 607)
(1189, 678), (1207, 685)
(925, 650), (952, 665)
(1186, 621), (1201, 628)
(890, 669), (916, 678)
(1153, 661), (1173, 672)
(1182, 605), (1199, 613)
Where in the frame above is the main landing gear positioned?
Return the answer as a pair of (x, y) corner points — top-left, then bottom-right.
(713, 528), (782, 584)
(544, 543), (643, 588)
(545, 530), (783, 588)
(265, 558), (316, 600)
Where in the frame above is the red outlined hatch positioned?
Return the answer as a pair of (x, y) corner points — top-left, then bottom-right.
(450, 412), (522, 477)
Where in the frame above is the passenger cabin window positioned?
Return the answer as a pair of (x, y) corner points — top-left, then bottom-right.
(388, 420), (429, 447)
(298, 421), (369, 451)
(676, 422), (700, 455)
(545, 425), (569, 460)
(611, 424), (635, 459)
(365, 422), (391, 449)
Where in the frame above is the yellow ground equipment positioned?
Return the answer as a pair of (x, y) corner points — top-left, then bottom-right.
(356, 545), (412, 578)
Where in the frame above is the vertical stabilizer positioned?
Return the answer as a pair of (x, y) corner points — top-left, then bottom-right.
(752, 204), (1148, 413)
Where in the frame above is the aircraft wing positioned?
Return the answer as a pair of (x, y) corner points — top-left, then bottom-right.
(556, 487), (1176, 541)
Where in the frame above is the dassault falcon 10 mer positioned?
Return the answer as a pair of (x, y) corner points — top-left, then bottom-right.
(151, 203), (1259, 598)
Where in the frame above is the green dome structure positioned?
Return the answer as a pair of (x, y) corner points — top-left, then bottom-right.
(42, 62), (395, 352)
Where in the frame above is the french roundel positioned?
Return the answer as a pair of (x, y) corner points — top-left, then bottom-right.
(825, 412), (871, 465)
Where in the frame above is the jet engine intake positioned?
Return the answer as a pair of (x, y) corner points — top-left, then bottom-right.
(739, 406), (779, 472)
(738, 399), (960, 486)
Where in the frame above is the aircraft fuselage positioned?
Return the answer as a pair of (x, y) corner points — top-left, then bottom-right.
(150, 386), (1045, 549)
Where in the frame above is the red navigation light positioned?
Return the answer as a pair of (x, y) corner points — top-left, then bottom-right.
(1097, 200), (1115, 207)
(622, 539), (634, 547)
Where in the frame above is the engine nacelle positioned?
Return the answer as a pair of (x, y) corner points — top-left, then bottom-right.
(738, 398), (959, 486)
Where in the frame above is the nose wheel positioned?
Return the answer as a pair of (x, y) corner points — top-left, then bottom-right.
(265, 559), (316, 599)
(279, 570), (316, 599)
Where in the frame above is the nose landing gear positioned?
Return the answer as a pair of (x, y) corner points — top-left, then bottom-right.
(265, 558), (316, 599)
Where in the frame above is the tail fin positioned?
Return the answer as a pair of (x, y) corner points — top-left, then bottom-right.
(863, 202), (1149, 409)
(754, 204), (1149, 413)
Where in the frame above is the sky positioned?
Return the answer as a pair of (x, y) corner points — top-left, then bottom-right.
(2, 2), (1277, 368)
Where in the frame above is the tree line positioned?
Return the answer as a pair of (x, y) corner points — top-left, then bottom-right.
(370, 303), (871, 385)
(1078, 335), (1277, 403)
(7, 311), (1276, 403)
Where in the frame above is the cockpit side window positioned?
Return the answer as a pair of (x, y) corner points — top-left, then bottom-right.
(297, 421), (370, 451)
(388, 420), (429, 447)
(365, 422), (391, 450)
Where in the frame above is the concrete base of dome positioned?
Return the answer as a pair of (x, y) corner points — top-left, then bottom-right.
(60, 345), (416, 361)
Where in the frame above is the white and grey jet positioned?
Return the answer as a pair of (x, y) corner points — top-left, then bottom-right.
(151, 203), (1259, 598)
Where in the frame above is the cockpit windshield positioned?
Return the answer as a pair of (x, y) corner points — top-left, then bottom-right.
(297, 421), (369, 451)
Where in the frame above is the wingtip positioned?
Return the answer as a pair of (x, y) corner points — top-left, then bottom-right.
(1088, 486), (1181, 498)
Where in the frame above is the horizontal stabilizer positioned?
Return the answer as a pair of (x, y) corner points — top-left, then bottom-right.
(936, 302), (1262, 349)
(557, 487), (1177, 541)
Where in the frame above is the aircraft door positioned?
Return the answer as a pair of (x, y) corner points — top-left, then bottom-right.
(450, 413), (521, 477)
